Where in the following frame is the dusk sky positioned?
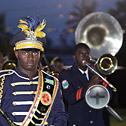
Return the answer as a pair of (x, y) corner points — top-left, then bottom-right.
(0, 0), (124, 65)
(0, 0), (120, 46)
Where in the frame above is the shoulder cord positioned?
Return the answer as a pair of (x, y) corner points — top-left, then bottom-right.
(0, 76), (5, 104)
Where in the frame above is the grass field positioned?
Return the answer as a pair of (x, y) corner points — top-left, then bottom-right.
(110, 107), (126, 126)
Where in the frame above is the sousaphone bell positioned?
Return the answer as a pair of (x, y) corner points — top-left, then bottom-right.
(75, 12), (123, 58)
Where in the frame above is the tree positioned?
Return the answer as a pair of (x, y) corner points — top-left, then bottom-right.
(61, 0), (98, 47)
(0, 13), (14, 59)
(107, 1), (126, 107)
(108, 1), (126, 66)
(65, 0), (98, 34)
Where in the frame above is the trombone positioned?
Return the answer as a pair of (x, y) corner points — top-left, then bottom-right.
(75, 12), (123, 92)
(82, 53), (117, 92)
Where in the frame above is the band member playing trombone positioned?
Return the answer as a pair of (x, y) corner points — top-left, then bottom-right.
(59, 43), (112, 126)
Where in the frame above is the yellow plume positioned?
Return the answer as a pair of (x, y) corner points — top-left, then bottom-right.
(35, 19), (46, 32)
(18, 24), (28, 30)
(36, 31), (46, 38)
(17, 24), (29, 35)
(19, 19), (28, 25)
(24, 30), (29, 36)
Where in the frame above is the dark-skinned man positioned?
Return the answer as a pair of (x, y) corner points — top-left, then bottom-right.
(0, 16), (68, 126)
(59, 43), (112, 126)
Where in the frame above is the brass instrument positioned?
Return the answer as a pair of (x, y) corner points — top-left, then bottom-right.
(50, 71), (59, 78)
(94, 53), (118, 75)
(75, 12), (123, 58)
(2, 60), (16, 70)
(82, 59), (117, 92)
(75, 12), (123, 92)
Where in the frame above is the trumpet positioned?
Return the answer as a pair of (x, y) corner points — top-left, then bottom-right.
(82, 53), (117, 92)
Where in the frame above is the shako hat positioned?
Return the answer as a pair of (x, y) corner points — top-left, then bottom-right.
(10, 16), (46, 51)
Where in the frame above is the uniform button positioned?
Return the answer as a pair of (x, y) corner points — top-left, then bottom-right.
(90, 120), (93, 124)
(11, 83), (15, 86)
(89, 110), (92, 112)
(30, 81), (33, 84)
(41, 107), (46, 112)
(46, 85), (51, 89)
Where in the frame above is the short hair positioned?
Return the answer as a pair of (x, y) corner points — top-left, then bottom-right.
(73, 43), (90, 55)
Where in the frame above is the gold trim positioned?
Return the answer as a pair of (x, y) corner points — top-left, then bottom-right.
(12, 91), (36, 95)
(11, 81), (38, 86)
(12, 101), (33, 106)
(15, 40), (44, 51)
(0, 76), (5, 103)
(22, 71), (44, 125)
(12, 112), (28, 116)
(41, 91), (52, 106)
(14, 122), (23, 125)
(36, 109), (45, 115)
(33, 114), (44, 120)
(41, 77), (59, 125)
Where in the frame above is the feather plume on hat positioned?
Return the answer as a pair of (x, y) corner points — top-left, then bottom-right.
(10, 16), (46, 51)
(17, 16), (46, 39)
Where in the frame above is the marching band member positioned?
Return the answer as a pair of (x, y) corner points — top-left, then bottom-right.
(59, 43), (112, 126)
(0, 16), (68, 126)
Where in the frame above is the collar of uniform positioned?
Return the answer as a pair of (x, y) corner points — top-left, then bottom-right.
(78, 68), (88, 74)
(14, 67), (39, 80)
(78, 68), (89, 80)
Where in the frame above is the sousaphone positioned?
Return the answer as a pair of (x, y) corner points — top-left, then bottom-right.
(75, 12), (123, 58)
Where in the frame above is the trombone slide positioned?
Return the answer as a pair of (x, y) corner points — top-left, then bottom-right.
(85, 63), (117, 92)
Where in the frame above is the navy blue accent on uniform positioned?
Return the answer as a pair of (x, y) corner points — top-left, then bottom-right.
(0, 68), (68, 126)
(59, 64), (112, 126)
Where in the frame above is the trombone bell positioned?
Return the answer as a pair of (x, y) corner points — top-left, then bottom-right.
(96, 54), (118, 75)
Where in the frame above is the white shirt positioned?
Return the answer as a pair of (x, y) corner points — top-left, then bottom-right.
(78, 68), (89, 80)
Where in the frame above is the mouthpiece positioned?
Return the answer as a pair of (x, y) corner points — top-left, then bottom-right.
(82, 60), (86, 64)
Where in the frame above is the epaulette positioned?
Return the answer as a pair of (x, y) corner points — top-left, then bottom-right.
(0, 69), (15, 78)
